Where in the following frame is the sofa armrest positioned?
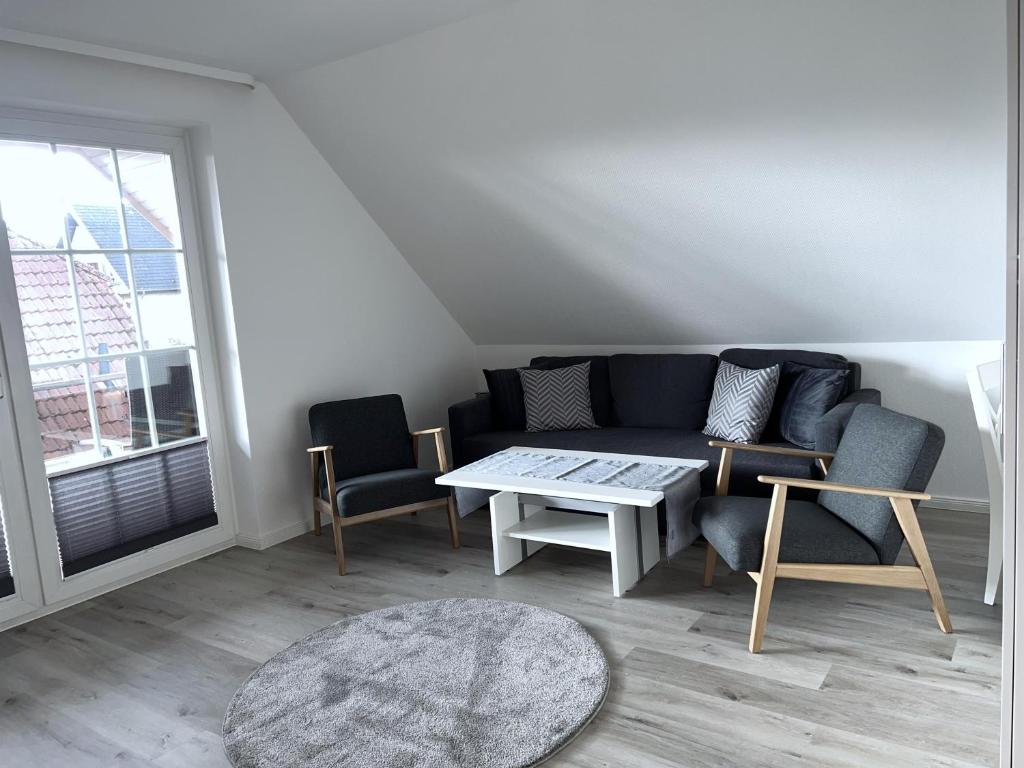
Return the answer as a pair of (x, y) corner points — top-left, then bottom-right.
(815, 389), (881, 453)
(449, 394), (494, 467)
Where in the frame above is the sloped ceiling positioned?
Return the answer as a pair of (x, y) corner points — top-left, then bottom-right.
(272, 0), (1006, 345)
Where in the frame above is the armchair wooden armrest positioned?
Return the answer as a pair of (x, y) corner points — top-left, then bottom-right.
(707, 440), (835, 460)
(307, 445), (334, 453)
(756, 475), (930, 501)
(412, 427), (449, 472)
(709, 440), (835, 498)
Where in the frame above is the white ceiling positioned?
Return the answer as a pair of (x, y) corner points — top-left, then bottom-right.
(0, 0), (515, 78)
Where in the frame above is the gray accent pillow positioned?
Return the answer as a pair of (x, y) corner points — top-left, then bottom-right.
(778, 363), (849, 448)
(518, 362), (599, 432)
(703, 361), (780, 444)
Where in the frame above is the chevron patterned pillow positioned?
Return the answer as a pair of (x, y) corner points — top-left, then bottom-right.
(518, 362), (599, 432)
(703, 361), (781, 444)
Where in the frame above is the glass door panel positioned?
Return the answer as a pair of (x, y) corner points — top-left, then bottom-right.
(0, 217), (44, 625)
(0, 123), (231, 606)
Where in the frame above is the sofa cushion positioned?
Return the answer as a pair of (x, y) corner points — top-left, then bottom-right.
(530, 356), (613, 426)
(778, 363), (849, 448)
(519, 363), (599, 432)
(695, 496), (880, 572)
(461, 427), (817, 498)
(703, 361), (780, 444)
(608, 354), (719, 429)
(483, 368), (528, 429)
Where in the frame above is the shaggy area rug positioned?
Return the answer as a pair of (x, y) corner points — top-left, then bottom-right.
(222, 598), (609, 768)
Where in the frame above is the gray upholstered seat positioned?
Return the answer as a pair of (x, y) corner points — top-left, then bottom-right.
(695, 497), (879, 572)
(332, 468), (448, 518)
(696, 404), (945, 572)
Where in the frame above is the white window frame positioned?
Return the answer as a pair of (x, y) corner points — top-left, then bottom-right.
(0, 317), (44, 626)
(0, 109), (237, 609)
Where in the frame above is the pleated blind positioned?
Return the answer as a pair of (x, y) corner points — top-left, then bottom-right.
(0, 515), (12, 598)
(49, 440), (218, 577)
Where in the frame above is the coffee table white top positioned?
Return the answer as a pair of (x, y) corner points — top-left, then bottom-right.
(435, 446), (708, 508)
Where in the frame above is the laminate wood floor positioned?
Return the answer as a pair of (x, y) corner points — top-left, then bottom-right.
(0, 507), (1002, 767)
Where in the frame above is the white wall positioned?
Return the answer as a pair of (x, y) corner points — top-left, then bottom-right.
(475, 341), (1003, 505)
(271, 0), (1007, 346)
(0, 42), (478, 546)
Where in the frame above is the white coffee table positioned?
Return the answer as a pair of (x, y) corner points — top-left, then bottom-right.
(436, 447), (707, 597)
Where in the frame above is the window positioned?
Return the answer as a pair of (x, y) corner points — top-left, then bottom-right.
(0, 137), (218, 577)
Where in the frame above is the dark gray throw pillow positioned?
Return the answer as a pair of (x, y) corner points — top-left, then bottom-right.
(703, 361), (780, 444)
(518, 362), (599, 432)
(483, 368), (528, 429)
(778, 364), (849, 448)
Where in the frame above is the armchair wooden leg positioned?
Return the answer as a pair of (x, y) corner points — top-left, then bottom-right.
(310, 453), (322, 536)
(892, 497), (953, 633)
(331, 515), (347, 576)
(749, 569), (777, 653)
(749, 484), (787, 653)
(446, 497), (461, 549)
(703, 544), (717, 587)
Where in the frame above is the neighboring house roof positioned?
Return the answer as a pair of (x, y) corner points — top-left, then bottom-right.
(70, 203), (180, 293)
(11, 231), (137, 459)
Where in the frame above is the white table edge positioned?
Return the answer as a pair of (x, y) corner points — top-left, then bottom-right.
(435, 447), (708, 508)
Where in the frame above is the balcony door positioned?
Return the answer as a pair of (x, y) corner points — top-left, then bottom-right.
(0, 111), (235, 619)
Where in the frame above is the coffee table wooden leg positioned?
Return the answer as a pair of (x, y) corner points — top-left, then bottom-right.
(490, 491), (524, 575)
(609, 504), (640, 597)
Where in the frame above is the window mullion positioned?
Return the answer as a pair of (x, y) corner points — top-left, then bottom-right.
(53, 139), (103, 460)
(110, 149), (160, 449)
(63, 253), (102, 459)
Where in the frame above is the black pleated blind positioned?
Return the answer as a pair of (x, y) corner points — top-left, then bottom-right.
(49, 440), (218, 577)
(0, 513), (13, 598)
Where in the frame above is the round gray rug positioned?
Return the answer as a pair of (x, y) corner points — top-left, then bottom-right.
(222, 598), (609, 768)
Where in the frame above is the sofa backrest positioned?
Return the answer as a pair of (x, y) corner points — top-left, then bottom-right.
(608, 354), (719, 429)
(719, 348), (860, 442)
(524, 349), (862, 433)
(718, 348), (860, 394)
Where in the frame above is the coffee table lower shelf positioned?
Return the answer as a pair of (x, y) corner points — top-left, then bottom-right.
(489, 491), (660, 597)
(502, 508), (611, 552)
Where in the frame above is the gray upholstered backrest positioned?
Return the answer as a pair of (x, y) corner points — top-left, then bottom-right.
(309, 394), (416, 482)
(818, 405), (944, 564)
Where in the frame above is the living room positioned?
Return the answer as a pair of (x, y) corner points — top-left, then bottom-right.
(0, 1), (1017, 766)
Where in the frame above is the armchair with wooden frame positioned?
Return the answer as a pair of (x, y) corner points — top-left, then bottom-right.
(696, 404), (951, 653)
(307, 394), (459, 575)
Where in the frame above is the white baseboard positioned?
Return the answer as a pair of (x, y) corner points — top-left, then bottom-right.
(921, 496), (990, 514)
(235, 518), (320, 550)
(231, 495), (990, 553)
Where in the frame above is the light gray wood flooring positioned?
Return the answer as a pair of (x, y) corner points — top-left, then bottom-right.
(0, 507), (1002, 767)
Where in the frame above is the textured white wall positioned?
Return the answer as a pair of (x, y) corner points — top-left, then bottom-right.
(0, 42), (479, 545)
(270, 0), (1007, 345)
(474, 341), (1003, 505)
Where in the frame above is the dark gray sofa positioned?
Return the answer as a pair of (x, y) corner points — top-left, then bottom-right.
(448, 349), (881, 501)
